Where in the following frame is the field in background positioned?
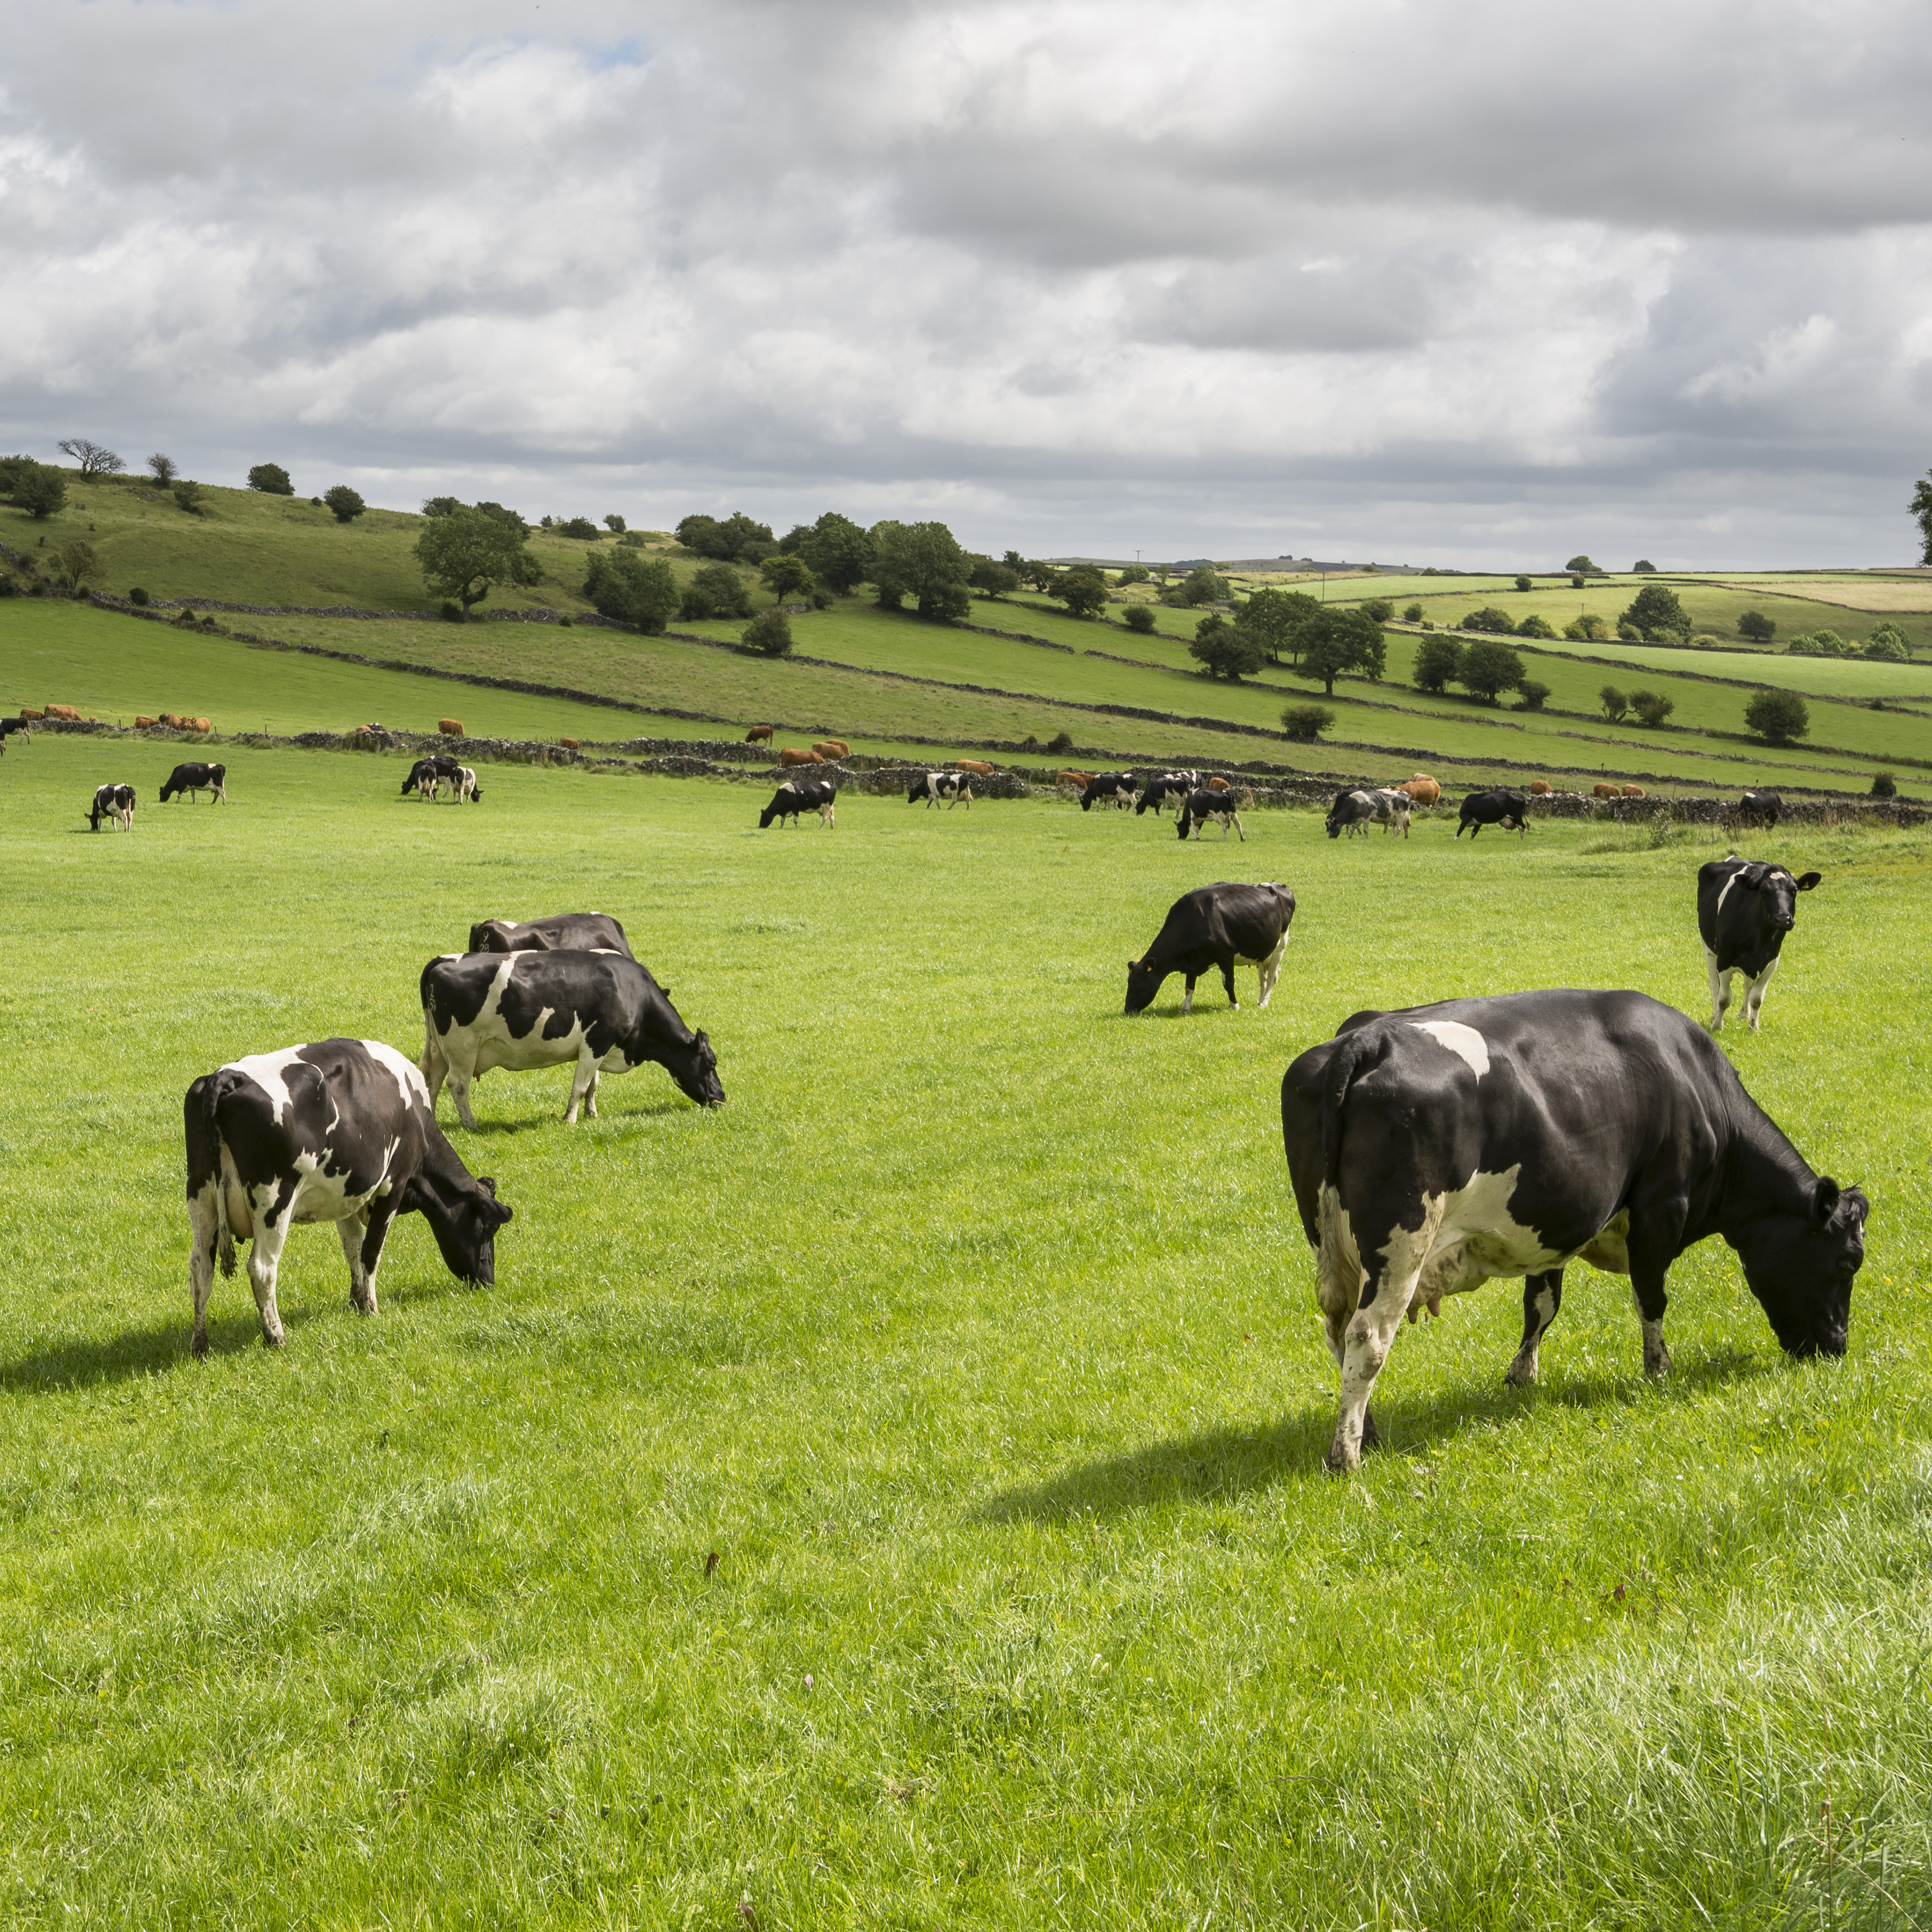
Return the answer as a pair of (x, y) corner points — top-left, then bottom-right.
(3, 734), (1930, 1926)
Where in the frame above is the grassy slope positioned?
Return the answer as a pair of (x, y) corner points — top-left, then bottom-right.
(3, 734), (1930, 1927)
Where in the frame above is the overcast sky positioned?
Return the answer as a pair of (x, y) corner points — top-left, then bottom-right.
(5, 0), (1930, 566)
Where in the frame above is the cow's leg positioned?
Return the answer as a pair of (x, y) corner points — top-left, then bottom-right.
(188, 1179), (222, 1357)
(337, 1211), (375, 1314)
(1743, 954), (1780, 1031)
(247, 1212), (291, 1349)
(1505, 1269), (1564, 1385)
(1219, 955), (1239, 1009)
(1326, 1204), (1439, 1471)
(356, 1196), (403, 1317)
(565, 1046), (599, 1124)
(1704, 950), (1733, 1033)
(585, 1067), (603, 1119)
(1181, 974), (1197, 1015)
(443, 1043), (482, 1131)
(1256, 933), (1288, 1009)
(419, 1021), (450, 1112)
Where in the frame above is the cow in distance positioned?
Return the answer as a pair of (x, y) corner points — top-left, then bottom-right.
(1738, 790), (1781, 829)
(160, 761), (227, 804)
(1078, 773), (1135, 812)
(1126, 882), (1295, 1014)
(1177, 789), (1245, 841)
(1134, 772), (1198, 816)
(1698, 854), (1821, 1033)
(468, 914), (633, 958)
(88, 783), (135, 831)
(908, 771), (971, 809)
(1326, 789), (1410, 839)
(1456, 789), (1530, 839)
(761, 778), (837, 828)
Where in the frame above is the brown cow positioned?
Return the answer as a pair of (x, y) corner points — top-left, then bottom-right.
(439, 718), (465, 737)
(1592, 782), (1621, 800)
(192, 717), (211, 733)
(1621, 783), (1646, 798)
(135, 714), (157, 728)
(20, 706), (43, 721)
(1527, 779), (1552, 796)
(1208, 775), (1231, 791)
(1058, 770), (1092, 789)
(560, 737), (580, 750)
(956, 758), (995, 776)
(778, 747), (824, 768)
(1396, 778), (1442, 810)
(45, 703), (82, 721)
(745, 724), (774, 743)
(813, 740), (848, 761)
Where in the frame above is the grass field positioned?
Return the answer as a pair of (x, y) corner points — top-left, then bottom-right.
(4, 731), (1931, 1927)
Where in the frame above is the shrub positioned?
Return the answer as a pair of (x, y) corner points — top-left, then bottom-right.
(323, 485), (366, 523)
(1361, 596), (1395, 622)
(1630, 690), (1676, 727)
(1517, 680), (1551, 710)
(1402, 602), (1423, 622)
(171, 480), (204, 515)
(743, 610), (793, 658)
(1622, 583), (1691, 640)
(148, 452), (178, 484)
(1571, 574), (1586, 589)
(558, 516), (600, 540)
(1460, 606), (1516, 634)
(128, 586), (149, 605)
(1633, 558), (1656, 573)
(1412, 633), (1464, 692)
(604, 514), (626, 533)
(1516, 613), (1557, 639)
(1865, 622), (1909, 661)
(1872, 771), (1898, 798)
(1046, 729), (1075, 754)
(683, 562), (755, 621)
(50, 539), (100, 591)
(1600, 684), (1629, 721)
(1459, 637), (1526, 703)
(1514, 575), (1532, 592)
(440, 600), (464, 622)
(1616, 619), (1642, 640)
(968, 556), (1021, 597)
(1053, 567), (1110, 619)
(1123, 604), (1156, 633)
(1280, 703), (1336, 742)
(310, 496), (322, 506)
(247, 463), (294, 495)
(1737, 609), (1776, 642)
(582, 549), (678, 633)
(1744, 688), (1810, 743)
(12, 462), (67, 518)
(1564, 613), (1609, 641)
(1117, 565), (1150, 585)
(421, 496), (458, 517)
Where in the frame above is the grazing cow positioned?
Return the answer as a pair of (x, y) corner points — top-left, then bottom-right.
(402, 755), (463, 800)
(160, 761), (228, 804)
(46, 703), (82, 722)
(1326, 790), (1374, 839)
(1134, 772), (1197, 816)
(1282, 989), (1868, 1471)
(812, 741), (846, 761)
(452, 765), (482, 803)
(1057, 770), (1093, 791)
(88, 783), (135, 831)
(1592, 782), (1622, 801)
(1079, 773), (1136, 812)
(438, 718), (465, 738)
(1698, 854), (1821, 1033)
(908, 771), (971, 809)
(745, 724), (774, 743)
(956, 758), (995, 777)
(778, 747), (824, 768)
(1178, 789), (1245, 841)
(1126, 882), (1295, 1014)
(1456, 789), (1530, 839)
(760, 778), (837, 829)
(469, 914), (633, 958)
(1527, 779), (1552, 796)
(420, 949), (725, 1127)
(1621, 784), (1646, 800)
(1327, 789), (1409, 839)
(185, 1038), (512, 1354)
(1739, 789), (1781, 829)
(1396, 777), (1442, 811)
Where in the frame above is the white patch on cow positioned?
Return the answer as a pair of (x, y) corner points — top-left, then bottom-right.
(1408, 1020), (1490, 1077)
(364, 1039), (430, 1113)
(1250, 929), (1289, 1008)
(226, 1046), (314, 1126)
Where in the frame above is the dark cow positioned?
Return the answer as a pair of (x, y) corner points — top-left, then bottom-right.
(185, 1038), (513, 1354)
(1282, 989), (1867, 1471)
(0, 716), (31, 742)
(1134, 771), (1199, 817)
(420, 949), (725, 1127)
(760, 778), (837, 829)
(1125, 882), (1295, 1014)
(402, 755), (463, 800)
(1698, 853), (1821, 1033)
(1738, 789), (1781, 830)
(468, 913), (633, 958)
(1078, 773), (1135, 812)
(159, 761), (228, 804)
(1326, 788), (1410, 839)
(88, 782), (135, 831)
(1176, 789), (1244, 841)
(1456, 789), (1530, 839)
(908, 771), (971, 810)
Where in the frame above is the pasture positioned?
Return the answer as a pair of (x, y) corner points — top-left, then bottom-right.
(3, 731), (1931, 1927)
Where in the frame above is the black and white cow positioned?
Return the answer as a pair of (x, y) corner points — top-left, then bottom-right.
(1325, 788), (1410, 839)
(1176, 789), (1244, 841)
(87, 783), (135, 831)
(1698, 854), (1821, 1033)
(1125, 881), (1295, 1014)
(1738, 789), (1782, 829)
(450, 765), (481, 803)
(0, 716), (32, 742)
(908, 771), (972, 809)
(402, 755), (464, 800)
(468, 913), (633, 958)
(420, 949), (725, 1127)
(1282, 989), (1867, 1471)
(1078, 773), (1135, 812)
(159, 761), (228, 804)
(1456, 788), (1530, 839)
(760, 778), (837, 828)
(184, 1038), (513, 1355)
(1134, 771), (1198, 816)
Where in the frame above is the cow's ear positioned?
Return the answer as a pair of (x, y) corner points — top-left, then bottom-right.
(1813, 1176), (1841, 1224)
(661, 986), (672, 1002)
(1796, 871), (1821, 891)
(1739, 866), (1766, 889)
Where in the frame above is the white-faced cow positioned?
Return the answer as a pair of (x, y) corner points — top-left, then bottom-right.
(1698, 854), (1821, 1033)
(184, 1038), (513, 1354)
(1456, 789), (1530, 839)
(1176, 789), (1244, 841)
(1126, 882), (1295, 1014)
(1282, 989), (1867, 1471)
(1078, 773), (1135, 812)
(1134, 771), (1198, 816)
(468, 913), (633, 958)
(87, 783), (135, 831)
(760, 778), (837, 828)
(1737, 790), (1781, 830)
(420, 949), (725, 1127)
(160, 761), (228, 804)
(908, 771), (971, 810)
(1326, 788), (1410, 839)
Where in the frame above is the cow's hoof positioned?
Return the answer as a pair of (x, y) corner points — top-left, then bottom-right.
(262, 1330), (286, 1350)
(1324, 1442), (1361, 1474)
(190, 1331), (209, 1359)
(1504, 1358), (1538, 1387)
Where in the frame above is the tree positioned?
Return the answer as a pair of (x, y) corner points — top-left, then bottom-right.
(582, 548), (678, 633)
(1514, 575), (1532, 592)
(1280, 703), (1336, 742)
(1621, 582), (1691, 640)
(760, 554), (816, 604)
(148, 453), (178, 484)
(1516, 613), (1556, 639)
(1600, 684), (1628, 720)
(421, 496), (459, 517)
(1564, 613), (1609, 641)
(871, 519), (971, 621)
(58, 439), (120, 478)
(557, 516), (600, 540)
(1188, 614), (1266, 680)
(1912, 469), (1932, 565)
(1872, 771), (1898, 798)
(1517, 679), (1551, 711)
(1176, 563), (1226, 606)
(1564, 555), (1599, 574)
(1745, 688), (1810, 743)
(1413, 633), (1464, 692)
(604, 514), (626, 533)
(798, 512), (873, 594)
(1123, 605), (1156, 633)
(323, 485), (366, 523)
(1459, 638), (1525, 704)
(1866, 621), (1909, 660)
(968, 555), (1021, 597)
(49, 539), (100, 591)
(1737, 609), (1776, 642)
(1234, 588), (1318, 663)
(247, 462), (294, 495)
(1053, 567), (1110, 619)
(1117, 564), (1150, 585)
(416, 506), (527, 615)
(1295, 607), (1385, 695)
(676, 511), (773, 562)
(1361, 596), (1395, 622)
(1629, 690), (1676, 727)
(1460, 606), (1516, 634)
(683, 562), (754, 621)
(742, 610), (793, 657)
(12, 462), (67, 518)
(1633, 559), (1657, 573)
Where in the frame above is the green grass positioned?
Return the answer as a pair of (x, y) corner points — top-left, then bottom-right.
(3, 732), (1931, 1926)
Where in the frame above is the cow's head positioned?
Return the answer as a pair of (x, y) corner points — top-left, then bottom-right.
(1738, 863), (1820, 932)
(1124, 955), (1166, 1014)
(666, 1029), (725, 1108)
(1739, 1175), (1867, 1358)
(408, 1172), (514, 1287)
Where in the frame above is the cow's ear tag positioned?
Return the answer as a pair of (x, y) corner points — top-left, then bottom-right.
(1813, 1176), (1841, 1223)
(1796, 872), (1821, 890)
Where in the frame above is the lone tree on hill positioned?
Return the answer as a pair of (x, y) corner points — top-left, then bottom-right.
(760, 553), (816, 605)
(323, 485), (366, 523)
(1737, 609), (1776, 642)
(871, 519), (972, 621)
(148, 453), (178, 484)
(1912, 468), (1932, 564)
(582, 547), (678, 633)
(1622, 582), (1691, 640)
(1412, 633), (1463, 692)
(416, 505), (527, 617)
(1459, 637), (1526, 704)
(604, 513), (626, 533)
(1633, 559), (1657, 574)
(58, 439), (120, 478)
(247, 463), (294, 495)
(1052, 566), (1110, 619)
(1294, 607), (1386, 695)
(1189, 613), (1265, 680)
(1564, 555), (1599, 574)
(1745, 688), (1810, 743)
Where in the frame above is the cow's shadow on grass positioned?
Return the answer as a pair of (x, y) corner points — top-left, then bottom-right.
(453, 1096), (698, 1136)
(980, 1346), (1768, 1522)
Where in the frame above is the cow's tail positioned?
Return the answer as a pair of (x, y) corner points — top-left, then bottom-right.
(1319, 1031), (1376, 1193)
(185, 1073), (238, 1276)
